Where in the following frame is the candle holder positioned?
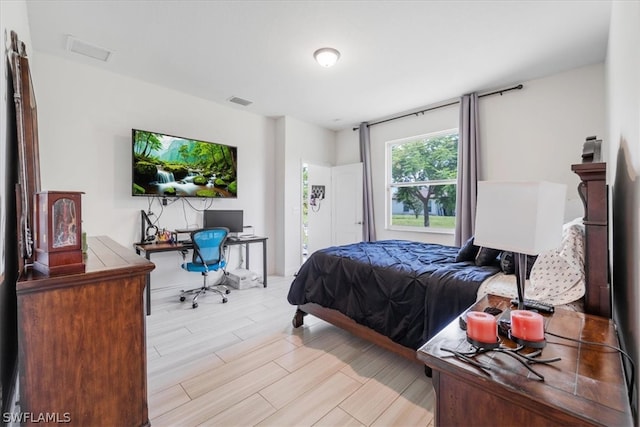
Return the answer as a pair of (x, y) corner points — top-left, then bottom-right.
(508, 333), (546, 349)
(465, 312), (500, 350)
(509, 310), (546, 349)
(466, 336), (500, 350)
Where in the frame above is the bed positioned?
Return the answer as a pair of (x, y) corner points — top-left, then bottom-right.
(288, 163), (610, 364)
(288, 240), (500, 349)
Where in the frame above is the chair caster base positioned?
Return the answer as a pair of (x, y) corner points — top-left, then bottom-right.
(225, 289), (231, 294)
(192, 302), (198, 309)
(180, 296), (186, 302)
(222, 297), (228, 303)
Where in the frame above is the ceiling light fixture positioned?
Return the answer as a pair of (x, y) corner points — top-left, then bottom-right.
(313, 47), (340, 68)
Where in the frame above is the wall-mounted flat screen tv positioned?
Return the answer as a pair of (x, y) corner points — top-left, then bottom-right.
(132, 129), (237, 198)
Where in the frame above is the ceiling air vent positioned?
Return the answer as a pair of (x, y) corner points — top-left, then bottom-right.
(227, 96), (253, 107)
(66, 36), (112, 62)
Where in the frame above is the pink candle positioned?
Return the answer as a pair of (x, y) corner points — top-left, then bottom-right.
(510, 310), (545, 342)
(466, 311), (497, 344)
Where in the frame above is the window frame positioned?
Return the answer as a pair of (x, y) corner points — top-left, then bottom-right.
(385, 128), (459, 234)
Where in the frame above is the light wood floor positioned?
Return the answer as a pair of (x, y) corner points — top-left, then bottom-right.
(146, 275), (436, 427)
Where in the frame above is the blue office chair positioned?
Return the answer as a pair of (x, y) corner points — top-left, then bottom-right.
(179, 227), (231, 309)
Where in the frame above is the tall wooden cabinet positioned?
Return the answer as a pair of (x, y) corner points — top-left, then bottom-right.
(16, 236), (154, 427)
(571, 162), (610, 318)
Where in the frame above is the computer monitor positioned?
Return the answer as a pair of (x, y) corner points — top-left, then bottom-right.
(203, 210), (244, 234)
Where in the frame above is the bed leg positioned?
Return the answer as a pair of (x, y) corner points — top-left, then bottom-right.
(292, 308), (307, 328)
(424, 365), (433, 378)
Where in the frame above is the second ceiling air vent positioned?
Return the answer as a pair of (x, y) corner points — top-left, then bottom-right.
(66, 35), (112, 62)
(227, 96), (253, 107)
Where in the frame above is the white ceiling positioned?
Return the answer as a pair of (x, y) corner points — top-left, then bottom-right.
(25, 1), (611, 131)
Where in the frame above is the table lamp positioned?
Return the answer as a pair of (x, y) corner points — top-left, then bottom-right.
(474, 181), (566, 310)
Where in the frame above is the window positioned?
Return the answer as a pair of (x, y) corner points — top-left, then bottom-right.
(386, 129), (458, 232)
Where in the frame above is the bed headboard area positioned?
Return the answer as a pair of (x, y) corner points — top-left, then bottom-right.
(571, 161), (610, 318)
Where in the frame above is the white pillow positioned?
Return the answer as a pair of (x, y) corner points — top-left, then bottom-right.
(527, 218), (585, 305)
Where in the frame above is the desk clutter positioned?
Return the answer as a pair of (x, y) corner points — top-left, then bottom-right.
(139, 210), (199, 244)
(139, 209), (257, 245)
(171, 228), (197, 243)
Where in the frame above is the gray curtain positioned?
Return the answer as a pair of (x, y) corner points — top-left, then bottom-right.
(359, 122), (376, 242)
(454, 93), (480, 246)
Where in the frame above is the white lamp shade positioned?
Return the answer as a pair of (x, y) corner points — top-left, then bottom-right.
(474, 181), (567, 255)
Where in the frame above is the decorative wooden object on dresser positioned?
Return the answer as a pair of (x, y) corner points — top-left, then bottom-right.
(417, 295), (632, 427)
(16, 236), (155, 427)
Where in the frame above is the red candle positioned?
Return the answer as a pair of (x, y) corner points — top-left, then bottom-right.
(466, 311), (497, 344)
(510, 310), (545, 342)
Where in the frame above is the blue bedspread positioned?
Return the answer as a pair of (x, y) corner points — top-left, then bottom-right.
(287, 240), (500, 349)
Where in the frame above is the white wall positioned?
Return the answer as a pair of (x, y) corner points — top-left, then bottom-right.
(606, 0), (639, 418)
(275, 116), (335, 276)
(274, 118), (286, 276)
(481, 64), (605, 217)
(336, 63), (605, 246)
(2, 5), (336, 285)
(33, 53), (277, 287)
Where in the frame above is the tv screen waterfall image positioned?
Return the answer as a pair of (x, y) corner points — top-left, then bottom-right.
(132, 129), (237, 198)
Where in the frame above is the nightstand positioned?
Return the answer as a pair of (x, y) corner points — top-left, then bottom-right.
(417, 295), (632, 426)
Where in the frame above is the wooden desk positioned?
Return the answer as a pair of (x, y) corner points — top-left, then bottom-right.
(135, 235), (268, 315)
(417, 294), (632, 427)
(17, 236), (154, 427)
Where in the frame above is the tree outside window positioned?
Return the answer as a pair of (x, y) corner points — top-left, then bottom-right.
(387, 130), (458, 231)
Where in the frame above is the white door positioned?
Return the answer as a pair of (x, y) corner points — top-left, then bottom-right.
(331, 163), (363, 245)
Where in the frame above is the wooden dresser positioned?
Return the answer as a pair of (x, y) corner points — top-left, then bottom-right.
(16, 236), (155, 427)
(417, 295), (632, 427)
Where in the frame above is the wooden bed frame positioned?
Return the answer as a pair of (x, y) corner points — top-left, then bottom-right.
(292, 162), (610, 366)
